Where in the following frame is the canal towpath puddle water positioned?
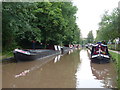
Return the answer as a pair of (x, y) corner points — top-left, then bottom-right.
(2, 49), (117, 88)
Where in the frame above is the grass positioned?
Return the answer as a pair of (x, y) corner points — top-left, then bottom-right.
(109, 51), (120, 89)
(109, 51), (120, 63)
(0, 52), (2, 62)
(2, 51), (13, 59)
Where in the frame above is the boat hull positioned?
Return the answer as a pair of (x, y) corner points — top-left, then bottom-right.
(14, 52), (39, 61)
(91, 56), (110, 63)
(14, 49), (60, 61)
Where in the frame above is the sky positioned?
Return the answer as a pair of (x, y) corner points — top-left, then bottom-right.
(73, 0), (120, 38)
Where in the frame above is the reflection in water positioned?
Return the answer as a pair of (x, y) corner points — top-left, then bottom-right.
(0, 64), (2, 89)
(75, 50), (104, 88)
(75, 50), (117, 88)
(2, 50), (80, 88)
(2, 50), (117, 88)
(68, 49), (74, 54)
(91, 63), (117, 88)
(15, 69), (30, 78)
(54, 55), (61, 63)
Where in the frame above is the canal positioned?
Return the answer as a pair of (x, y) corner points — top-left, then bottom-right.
(2, 49), (117, 88)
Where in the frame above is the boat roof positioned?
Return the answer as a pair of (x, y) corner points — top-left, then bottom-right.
(92, 43), (107, 47)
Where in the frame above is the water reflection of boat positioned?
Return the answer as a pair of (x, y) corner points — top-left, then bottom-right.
(68, 49), (74, 55)
(91, 63), (117, 88)
(3, 49), (80, 88)
(54, 55), (61, 63)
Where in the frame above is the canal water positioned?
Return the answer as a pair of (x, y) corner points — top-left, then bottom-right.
(2, 49), (117, 88)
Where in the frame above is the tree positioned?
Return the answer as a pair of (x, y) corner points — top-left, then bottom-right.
(87, 30), (94, 43)
(2, 2), (81, 51)
(96, 8), (120, 42)
(2, 2), (41, 50)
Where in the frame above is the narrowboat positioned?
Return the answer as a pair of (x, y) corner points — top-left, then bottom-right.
(90, 42), (110, 63)
(13, 49), (60, 61)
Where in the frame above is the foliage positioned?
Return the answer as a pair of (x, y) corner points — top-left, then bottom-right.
(86, 30), (94, 43)
(2, 2), (41, 50)
(96, 8), (120, 41)
(2, 2), (81, 51)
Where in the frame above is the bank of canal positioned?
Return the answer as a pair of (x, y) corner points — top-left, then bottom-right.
(2, 49), (117, 88)
(109, 51), (120, 89)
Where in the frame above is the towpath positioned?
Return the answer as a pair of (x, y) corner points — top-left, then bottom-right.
(109, 50), (120, 54)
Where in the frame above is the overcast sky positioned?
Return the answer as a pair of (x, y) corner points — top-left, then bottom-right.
(73, 0), (119, 38)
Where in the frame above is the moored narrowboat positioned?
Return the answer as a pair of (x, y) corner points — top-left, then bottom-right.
(90, 42), (110, 63)
(13, 49), (60, 61)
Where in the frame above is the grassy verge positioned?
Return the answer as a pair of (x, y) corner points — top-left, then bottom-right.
(0, 52), (2, 62)
(109, 51), (120, 88)
(2, 51), (13, 59)
(1, 51), (16, 63)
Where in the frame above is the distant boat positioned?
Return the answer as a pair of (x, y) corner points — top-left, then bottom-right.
(90, 42), (110, 63)
(13, 49), (60, 61)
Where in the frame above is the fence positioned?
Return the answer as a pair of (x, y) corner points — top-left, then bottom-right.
(108, 44), (120, 51)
